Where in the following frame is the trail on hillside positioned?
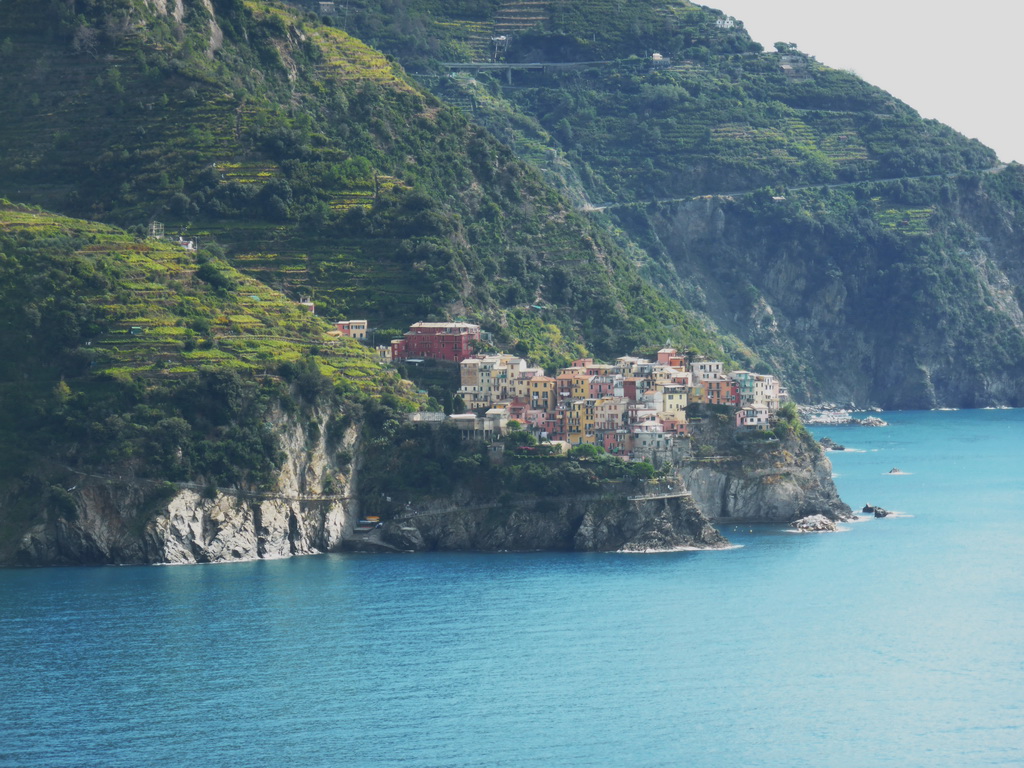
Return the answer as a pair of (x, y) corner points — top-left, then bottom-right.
(582, 164), (1009, 212)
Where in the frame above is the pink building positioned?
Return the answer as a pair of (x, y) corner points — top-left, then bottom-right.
(602, 430), (631, 455)
(656, 347), (688, 368)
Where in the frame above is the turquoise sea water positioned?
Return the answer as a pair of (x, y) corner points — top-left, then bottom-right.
(1, 409), (1023, 767)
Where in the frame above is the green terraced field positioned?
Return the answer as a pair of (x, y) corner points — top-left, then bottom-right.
(0, 202), (408, 397)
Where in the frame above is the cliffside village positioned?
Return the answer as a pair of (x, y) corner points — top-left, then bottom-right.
(334, 320), (788, 462)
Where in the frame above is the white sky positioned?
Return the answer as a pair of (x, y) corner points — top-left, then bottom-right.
(714, 0), (1024, 163)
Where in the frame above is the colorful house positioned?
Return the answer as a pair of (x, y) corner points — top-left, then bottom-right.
(705, 374), (739, 407)
(336, 319), (368, 340)
(736, 406), (771, 429)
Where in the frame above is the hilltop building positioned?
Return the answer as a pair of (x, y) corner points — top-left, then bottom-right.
(335, 319), (368, 340)
(391, 322), (481, 363)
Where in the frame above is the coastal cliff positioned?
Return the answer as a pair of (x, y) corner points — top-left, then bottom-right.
(352, 483), (726, 553)
(644, 174), (1024, 408)
(2, 413), (849, 564)
(679, 408), (852, 523)
(7, 406), (359, 566)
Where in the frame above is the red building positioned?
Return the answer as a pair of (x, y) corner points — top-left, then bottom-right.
(706, 375), (740, 407)
(391, 322), (481, 363)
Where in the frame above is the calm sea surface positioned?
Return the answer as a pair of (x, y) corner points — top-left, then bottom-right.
(2, 410), (1023, 767)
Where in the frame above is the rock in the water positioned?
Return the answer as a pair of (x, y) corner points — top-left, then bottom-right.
(862, 504), (890, 518)
(791, 514), (839, 532)
(855, 416), (889, 427)
(819, 436), (846, 451)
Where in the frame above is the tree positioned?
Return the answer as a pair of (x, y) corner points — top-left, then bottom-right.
(505, 428), (537, 450)
(72, 25), (101, 55)
(568, 443), (603, 459)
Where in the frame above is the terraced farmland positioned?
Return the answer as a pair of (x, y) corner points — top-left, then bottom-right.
(0, 202), (402, 396)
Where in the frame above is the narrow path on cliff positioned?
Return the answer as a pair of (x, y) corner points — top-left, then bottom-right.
(580, 164), (1009, 212)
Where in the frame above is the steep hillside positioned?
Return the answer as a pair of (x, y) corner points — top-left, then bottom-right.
(639, 171), (1024, 407)
(0, 0), (730, 369)
(2, 203), (794, 565)
(0, 200), (416, 562)
(334, 0), (1024, 406)
(5, 0), (1023, 408)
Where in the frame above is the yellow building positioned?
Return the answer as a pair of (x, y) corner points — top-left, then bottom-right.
(572, 375), (592, 401)
(658, 383), (689, 418)
(336, 319), (368, 340)
(567, 399), (597, 445)
(527, 376), (557, 412)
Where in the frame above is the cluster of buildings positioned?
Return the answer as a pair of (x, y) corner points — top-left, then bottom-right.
(335, 319), (789, 461)
(449, 348), (785, 460)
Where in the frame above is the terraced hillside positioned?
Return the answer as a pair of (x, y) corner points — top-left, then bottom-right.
(0, 199), (412, 403)
(0, 199), (427, 554)
(0, 0), (730, 368)
(5, 0), (1024, 406)
(332, 0), (1024, 407)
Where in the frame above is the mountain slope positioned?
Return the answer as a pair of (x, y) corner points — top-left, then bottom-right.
(336, 0), (1024, 406)
(0, 0), (730, 369)
(0, 199), (416, 562)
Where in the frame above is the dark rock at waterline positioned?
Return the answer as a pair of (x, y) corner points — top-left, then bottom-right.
(375, 487), (729, 553)
(381, 522), (427, 551)
(863, 504), (890, 518)
(819, 436), (846, 451)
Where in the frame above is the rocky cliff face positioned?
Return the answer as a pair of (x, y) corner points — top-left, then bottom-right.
(8, 406), (359, 566)
(351, 482), (727, 553)
(4, 408), (852, 565)
(679, 415), (851, 523)
(643, 170), (1024, 408)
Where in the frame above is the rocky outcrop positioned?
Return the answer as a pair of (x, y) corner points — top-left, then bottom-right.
(863, 504), (890, 518)
(792, 515), (839, 532)
(8, 406), (358, 566)
(646, 173), (1024, 408)
(4, 403), (854, 564)
(679, 413), (852, 524)
(347, 483), (727, 553)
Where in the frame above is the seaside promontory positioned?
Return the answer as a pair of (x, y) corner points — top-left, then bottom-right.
(24, 0), (1018, 565)
(4, 399), (846, 565)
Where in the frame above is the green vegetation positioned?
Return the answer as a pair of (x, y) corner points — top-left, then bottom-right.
(357, 410), (658, 518)
(0, 0), (726, 368)
(1, 0), (1023, 430)
(772, 401), (808, 441)
(0, 202), (417, 497)
(327, 0), (1024, 406)
(344, 0), (994, 201)
(659, 173), (1024, 405)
